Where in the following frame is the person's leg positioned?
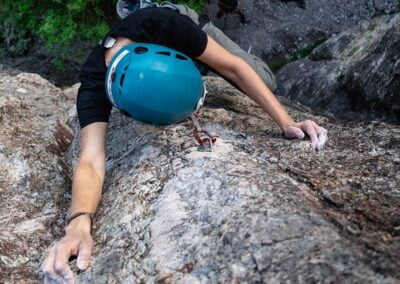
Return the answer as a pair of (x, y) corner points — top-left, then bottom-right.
(172, 4), (200, 24)
(172, 4), (277, 91)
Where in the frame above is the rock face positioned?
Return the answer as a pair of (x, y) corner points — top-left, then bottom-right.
(2, 69), (399, 282)
(0, 69), (75, 281)
(206, 0), (400, 67)
(276, 14), (400, 122)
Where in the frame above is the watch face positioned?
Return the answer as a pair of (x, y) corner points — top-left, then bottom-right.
(104, 36), (117, 48)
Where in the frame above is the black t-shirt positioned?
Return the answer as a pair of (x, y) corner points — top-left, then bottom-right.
(77, 7), (208, 128)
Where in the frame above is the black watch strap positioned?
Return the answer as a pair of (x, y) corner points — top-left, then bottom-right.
(66, 212), (94, 226)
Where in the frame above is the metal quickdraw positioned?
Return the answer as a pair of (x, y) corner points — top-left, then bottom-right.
(190, 112), (217, 152)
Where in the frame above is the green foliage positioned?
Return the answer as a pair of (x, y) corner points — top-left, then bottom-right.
(0, 0), (204, 57)
(0, 17), (31, 56)
(0, 0), (118, 58)
(0, 0), (204, 62)
(156, 0), (204, 13)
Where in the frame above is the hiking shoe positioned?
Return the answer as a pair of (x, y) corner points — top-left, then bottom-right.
(116, 0), (159, 18)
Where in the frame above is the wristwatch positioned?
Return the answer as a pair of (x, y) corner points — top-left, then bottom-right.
(104, 36), (117, 48)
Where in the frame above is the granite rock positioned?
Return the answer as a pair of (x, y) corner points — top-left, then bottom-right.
(0, 72), (399, 283)
(206, 0), (400, 68)
(0, 71), (75, 282)
(276, 13), (400, 122)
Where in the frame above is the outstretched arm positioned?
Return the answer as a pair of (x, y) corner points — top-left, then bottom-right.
(197, 36), (327, 150)
(42, 122), (107, 283)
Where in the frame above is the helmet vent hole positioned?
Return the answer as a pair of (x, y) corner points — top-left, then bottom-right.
(111, 72), (116, 82)
(120, 73), (126, 87)
(134, 46), (148, 54)
(156, 51), (171, 56)
(176, 54), (188, 60)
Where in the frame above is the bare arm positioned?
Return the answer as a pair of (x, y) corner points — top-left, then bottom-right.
(70, 122), (107, 215)
(197, 36), (293, 131)
(197, 36), (327, 149)
(42, 122), (107, 283)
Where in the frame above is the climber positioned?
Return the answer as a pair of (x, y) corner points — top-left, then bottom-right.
(116, 0), (275, 89)
(41, 2), (328, 283)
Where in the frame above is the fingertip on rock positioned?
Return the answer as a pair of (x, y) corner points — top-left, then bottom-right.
(77, 259), (89, 271)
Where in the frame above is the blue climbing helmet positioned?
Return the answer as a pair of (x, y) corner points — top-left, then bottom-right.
(105, 43), (206, 124)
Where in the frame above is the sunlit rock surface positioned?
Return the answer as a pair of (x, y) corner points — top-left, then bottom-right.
(0, 71), (399, 282)
(0, 71), (75, 282)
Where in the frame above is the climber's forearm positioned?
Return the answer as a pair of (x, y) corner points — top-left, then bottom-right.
(65, 160), (105, 232)
(228, 57), (294, 131)
(197, 36), (294, 131)
(65, 122), (108, 231)
(70, 161), (104, 214)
